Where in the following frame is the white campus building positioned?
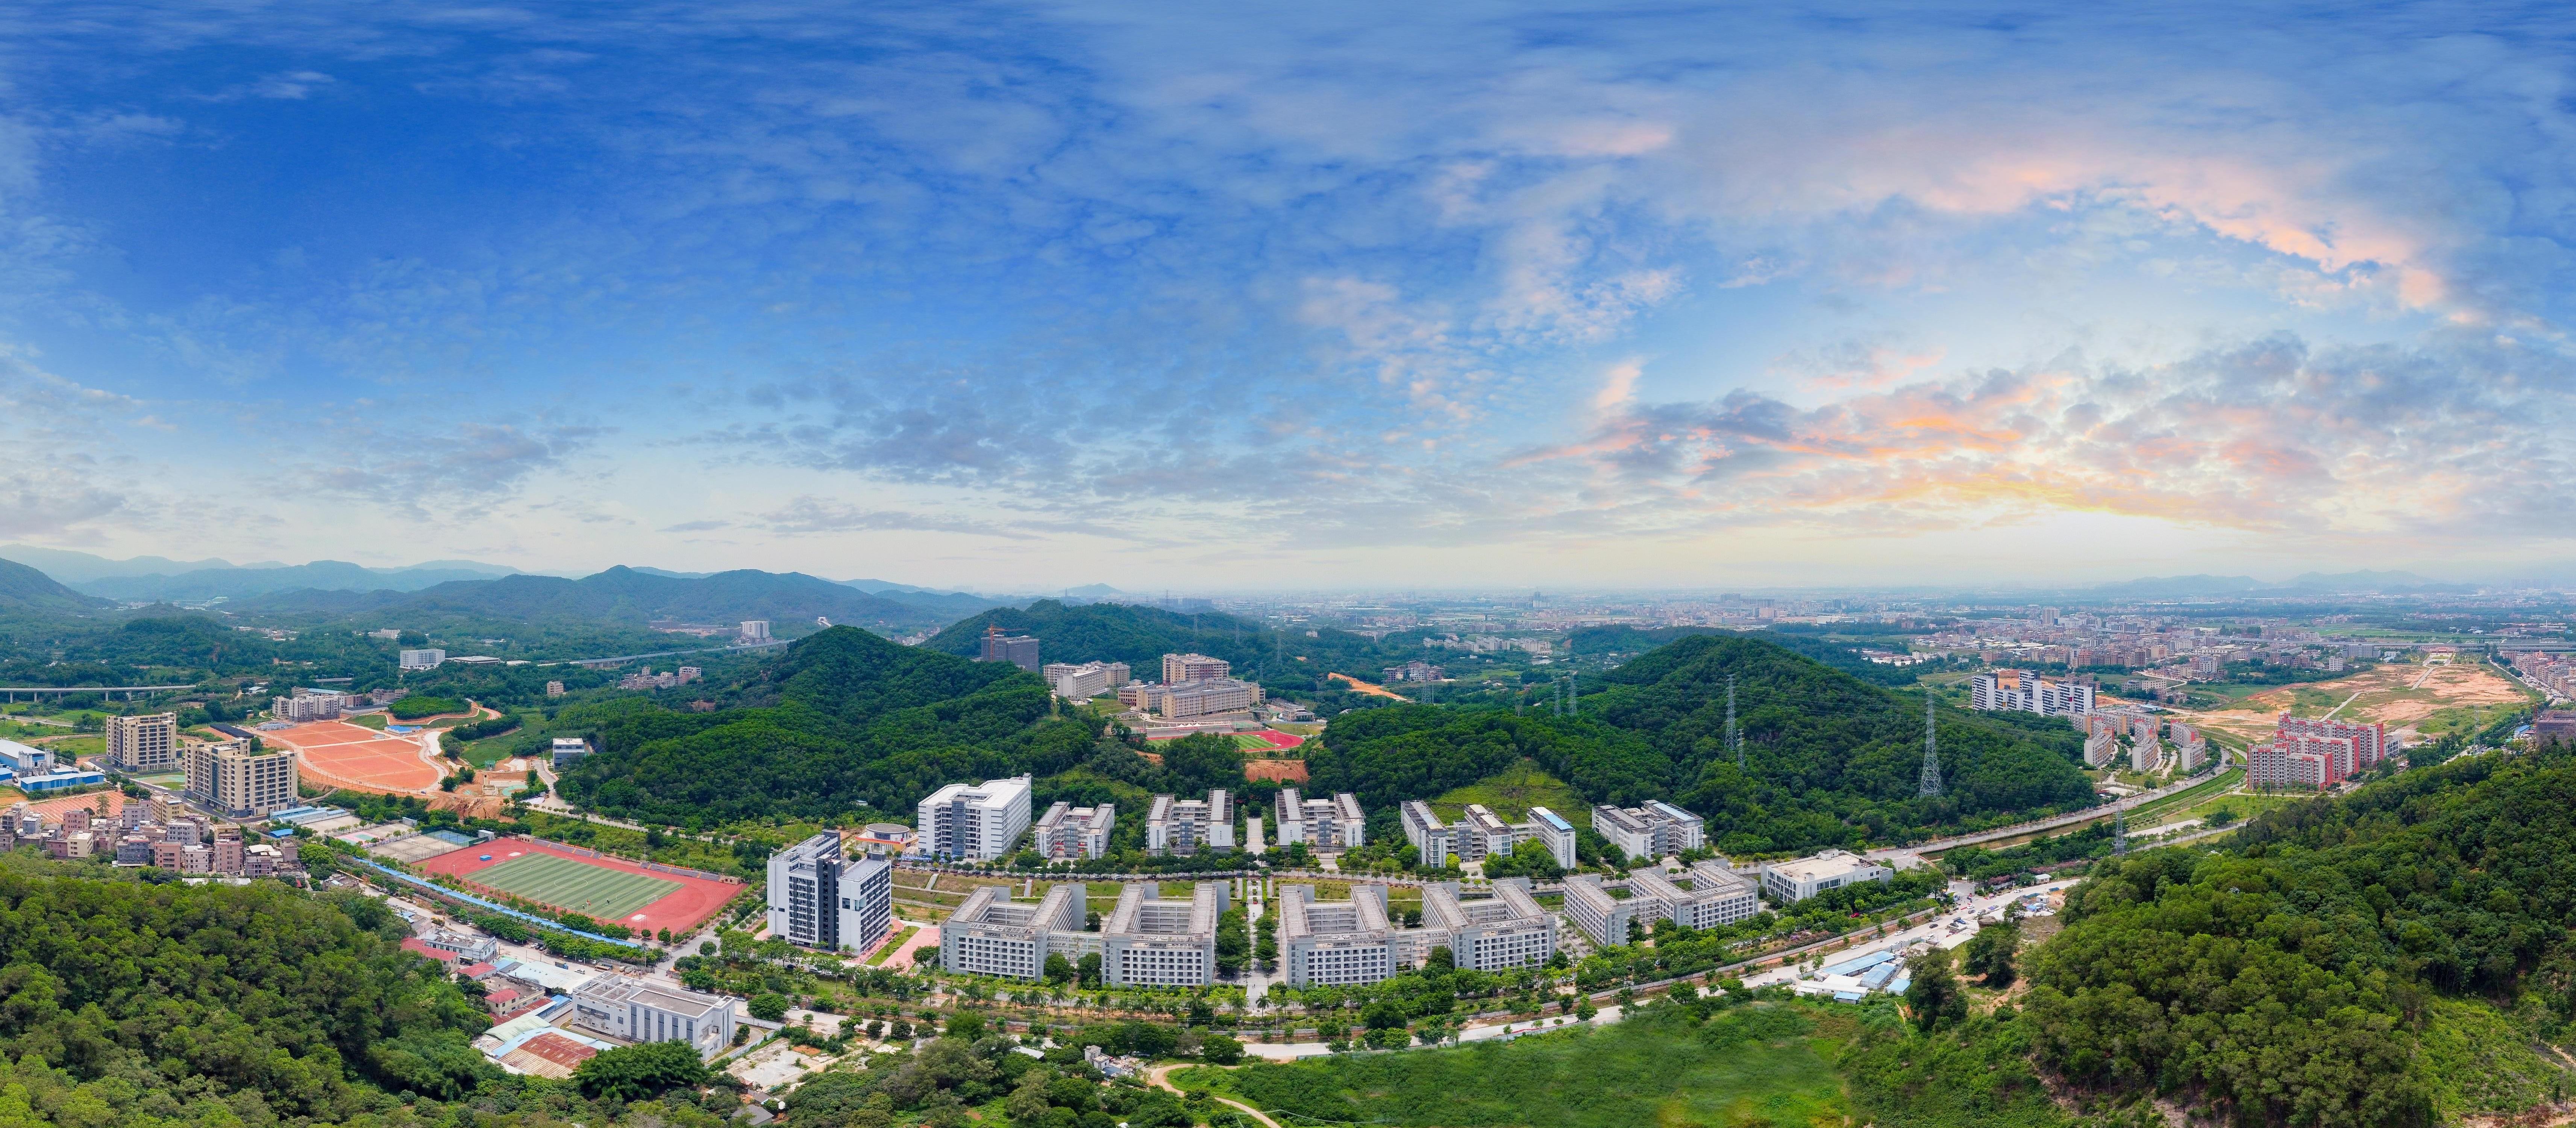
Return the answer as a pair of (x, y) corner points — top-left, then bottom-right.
(1147, 790), (1234, 855)
(1041, 661), (1131, 700)
(766, 830), (895, 954)
(1402, 801), (1577, 869)
(1277, 878), (1556, 986)
(1759, 850), (1894, 903)
(1274, 788), (1365, 851)
(1591, 801), (1704, 863)
(1033, 801), (1116, 860)
(569, 974), (737, 1058)
(1102, 881), (1228, 987)
(916, 775), (1034, 861)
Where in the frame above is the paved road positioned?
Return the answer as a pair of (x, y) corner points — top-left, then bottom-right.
(1869, 770), (2218, 861)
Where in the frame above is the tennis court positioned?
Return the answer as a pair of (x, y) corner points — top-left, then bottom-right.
(470, 853), (681, 921)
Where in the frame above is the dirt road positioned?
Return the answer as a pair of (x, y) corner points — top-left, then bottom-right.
(1146, 1064), (1280, 1128)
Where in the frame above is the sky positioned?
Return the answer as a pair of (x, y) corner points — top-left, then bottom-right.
(3, 1), (2574, 591)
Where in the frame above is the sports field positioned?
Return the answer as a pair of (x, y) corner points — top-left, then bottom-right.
(270, 720), (442, 793)
(475, 853), (681, 920)
(418, 837), (742, 934)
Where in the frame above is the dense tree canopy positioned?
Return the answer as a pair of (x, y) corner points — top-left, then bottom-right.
(558, 627), (1095, 822)
(2024, 746), (2576, 1126)
(0, 872), (495, 1121)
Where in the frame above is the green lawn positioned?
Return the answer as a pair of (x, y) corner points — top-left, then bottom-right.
(1184, 1003), (1853, 1128)
(1431, 759), (1587, 824)
(470, 852), (681, 920)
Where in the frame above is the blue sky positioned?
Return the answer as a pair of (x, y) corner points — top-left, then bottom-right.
(3, 1), (2573, 589)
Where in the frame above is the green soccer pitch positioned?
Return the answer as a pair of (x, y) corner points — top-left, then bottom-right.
(470, 853), (682, 921)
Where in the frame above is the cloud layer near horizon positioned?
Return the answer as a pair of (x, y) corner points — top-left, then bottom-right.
(0, 1), (2571, 585)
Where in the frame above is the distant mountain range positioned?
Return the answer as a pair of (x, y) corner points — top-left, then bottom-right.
(232, 566), (990, 633)
(2, 545), (523, 600)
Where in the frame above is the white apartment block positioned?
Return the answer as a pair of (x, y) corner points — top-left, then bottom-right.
(766, 830), (893, 954)
(184, 740), (298, 818)
(1970, 669), (2096, 717)
(399, 649), (445, 670)
(1280, 883), (1398, 986)
(1759, 850), (1893, 903)
(2084, 729), (2118, 768)
(1034, 801), (1116, 860)
(1155, 678), (1264, 719)
(2130, 734), (2160, 772)
(1161, 653), (1231, 684)
(1277, 878), (1554, 983)
(2177, 735), (2210, 773)
(105, 713), (179, 772)
(942, 884), (1084, 979)
(1042, 661), (1131, 700)
(1422, 879), (1556, 972)
(1101, 881), (1227, 987)
(1630, 860), (1762, 930)
(916, 775), (1034, 861)
(570, 974), (736, 1058)
(271, 693), (346, 723)
(767, 831), (841, 948)
(1560, 874), (1638, 947)
(1146, 790), (1231, 856)
(1526, 807), (1578, 869)
(1400, 800), (1455, 867)
(1592, 801), (1704, 862)
(1275, 789), (1364, 851)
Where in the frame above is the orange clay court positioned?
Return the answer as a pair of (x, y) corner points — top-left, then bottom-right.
(418, 837), (739, 935)
(268, 720), (443, 793)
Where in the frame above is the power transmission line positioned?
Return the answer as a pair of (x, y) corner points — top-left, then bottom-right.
(1918, 693), (1944, 797)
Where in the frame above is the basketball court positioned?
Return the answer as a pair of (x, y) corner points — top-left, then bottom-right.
(267, 720), (443, 794)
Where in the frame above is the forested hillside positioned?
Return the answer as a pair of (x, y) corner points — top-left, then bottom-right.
(0, 870), (496, 1117)
(556, 626), (1098, 824)
(0, 556), (106, 617)
(2022, 746), (2576, 1125)
(1592, 634), (2093, 850)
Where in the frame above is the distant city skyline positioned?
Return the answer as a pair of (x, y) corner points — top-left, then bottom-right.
(5, 5), (2574, 587)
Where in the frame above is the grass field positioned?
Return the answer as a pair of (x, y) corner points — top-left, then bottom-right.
(1182, 1003), (1853, 1127)
(1430, 759), (1586, 824)
(473, 852), (683, 920)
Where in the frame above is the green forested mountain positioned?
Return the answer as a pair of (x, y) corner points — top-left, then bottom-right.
(1592, 634), (2093, 850)
(556, 626), (1097, 823)
(2023, 747), (2576, 1125)
(928, 600), (1427, 691)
